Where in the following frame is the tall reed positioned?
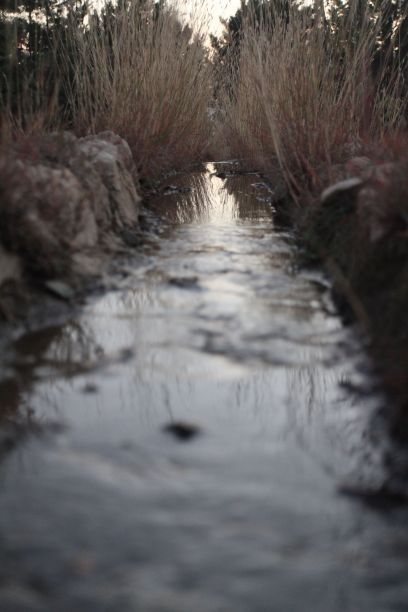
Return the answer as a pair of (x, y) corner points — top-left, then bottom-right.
(59, 0), (212, 179)
(219, 0), (407, 196)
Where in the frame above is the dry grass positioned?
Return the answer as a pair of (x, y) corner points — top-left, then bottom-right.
(219, 1), (407, 198)
(0, 61), (61, 142)
(0, 0), (212, 180)
(58, 0), (212, 180)
(214, 1), (408, 420)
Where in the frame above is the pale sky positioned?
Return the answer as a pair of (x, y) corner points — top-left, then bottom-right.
(174, 0), (241, 35)
(205, 0), (241, 34)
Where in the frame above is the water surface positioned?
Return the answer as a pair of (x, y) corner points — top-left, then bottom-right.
(0, 165), (407, 612)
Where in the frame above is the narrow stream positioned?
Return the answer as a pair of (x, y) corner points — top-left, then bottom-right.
(1, 165), (407, 611)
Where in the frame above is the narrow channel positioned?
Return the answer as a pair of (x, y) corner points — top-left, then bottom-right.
(1, 165), (407, 611)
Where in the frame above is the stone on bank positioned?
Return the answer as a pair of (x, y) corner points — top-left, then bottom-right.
(0, 131), (141, 310)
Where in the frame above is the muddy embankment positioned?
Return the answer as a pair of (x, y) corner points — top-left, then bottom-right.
(260, 153), (408, 448)
(0, 131), (141, 320)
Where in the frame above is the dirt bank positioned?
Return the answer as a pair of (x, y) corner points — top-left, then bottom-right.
(271, 151), (408, 446)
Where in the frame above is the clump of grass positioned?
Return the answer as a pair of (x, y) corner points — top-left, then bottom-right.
(219, 0), (407, 198)
(0, 0), (212, 180)
(58, 0), (212, 180)
(215, 1), (408, 423)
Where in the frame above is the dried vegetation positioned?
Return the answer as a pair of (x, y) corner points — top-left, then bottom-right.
(215, 0), (408, 426)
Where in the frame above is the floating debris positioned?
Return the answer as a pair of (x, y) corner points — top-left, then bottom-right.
(82, 382), (99, 394)
(163, 185), (192, 196)
(163, 421), (202, 441)
(251, 182), (269, 189)
(168, 276), (199, 289)
(44, 280), (75, 300)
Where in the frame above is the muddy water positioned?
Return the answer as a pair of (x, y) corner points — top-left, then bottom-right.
(1, 165), (408, 611)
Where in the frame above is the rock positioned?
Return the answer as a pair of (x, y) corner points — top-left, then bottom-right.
(0, 162), (98, 277)
(77, 131), (140, 232)
(312, 177), (364, 247)
(320, 177), (364, 208)
(0, 131), (141, 283)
